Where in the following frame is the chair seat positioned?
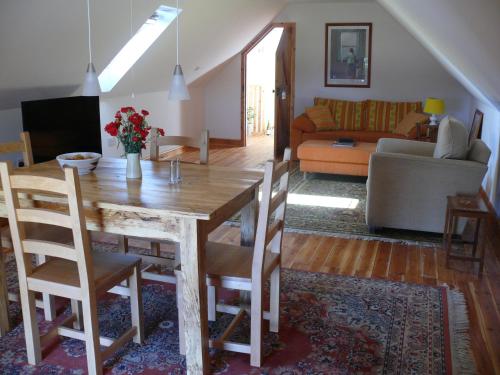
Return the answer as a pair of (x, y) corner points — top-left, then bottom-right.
(205, 242), (280, 282)
(28, 252), (141, 299)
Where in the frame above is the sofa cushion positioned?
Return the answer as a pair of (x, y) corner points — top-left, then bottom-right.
(292, 114), (317, 133)
(314, 97), (365, 131)
(467, 139), (491, 164)
(305, 105), (337, 131)
(433, 116), (468, 159)
(366, 100), (422, 132)
(393, 111), (429, 138)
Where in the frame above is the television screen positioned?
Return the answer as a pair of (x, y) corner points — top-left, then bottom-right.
(21, 96), (102, 163)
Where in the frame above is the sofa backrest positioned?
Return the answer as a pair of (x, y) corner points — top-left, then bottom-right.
(313, 97), (422, 133)
(314, 98), (365, 131)
(365, 100), (422, 132)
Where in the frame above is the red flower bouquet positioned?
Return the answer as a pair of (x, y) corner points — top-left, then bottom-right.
(105, 107), (165, 154)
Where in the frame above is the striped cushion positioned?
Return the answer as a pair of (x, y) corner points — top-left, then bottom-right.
(366, 100), (422, 132)
(313, 98), (365, 131)
(305, 106), (337, 131)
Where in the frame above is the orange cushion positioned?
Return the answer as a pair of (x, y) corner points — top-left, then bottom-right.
(394, 111), (430, 137)
(292, 114), (317, 133)
(314, 97), (365, 131)
(365, 100), (423, 132)
(305, 106), (337, 131)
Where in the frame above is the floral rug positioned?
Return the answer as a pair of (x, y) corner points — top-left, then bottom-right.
(232, 168), (444, 246)
(0, 244), (474, 374)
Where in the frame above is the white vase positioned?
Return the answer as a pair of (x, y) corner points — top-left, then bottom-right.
(126, 153), (142, 179)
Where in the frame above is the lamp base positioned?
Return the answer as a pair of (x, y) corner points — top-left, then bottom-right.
(429, 114), (439, 126)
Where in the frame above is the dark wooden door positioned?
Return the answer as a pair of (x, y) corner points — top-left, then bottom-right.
(274, 25), (295, 158)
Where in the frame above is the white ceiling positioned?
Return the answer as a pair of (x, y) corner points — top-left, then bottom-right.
(0, 0), (287, 110)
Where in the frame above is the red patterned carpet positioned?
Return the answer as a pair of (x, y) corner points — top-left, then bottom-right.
(0, 246), (475, 374)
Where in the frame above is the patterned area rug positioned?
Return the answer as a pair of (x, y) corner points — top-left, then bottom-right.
(234, 167), (444, 246)
(0, 243), (474, 374)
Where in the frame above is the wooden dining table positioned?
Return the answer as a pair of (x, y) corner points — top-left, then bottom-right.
(0, 157), (263, 374)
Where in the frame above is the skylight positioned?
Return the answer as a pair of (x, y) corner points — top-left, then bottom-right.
(98, 5), (179, 93)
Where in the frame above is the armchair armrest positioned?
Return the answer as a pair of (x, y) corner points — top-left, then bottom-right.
(376, 138), (435, 157)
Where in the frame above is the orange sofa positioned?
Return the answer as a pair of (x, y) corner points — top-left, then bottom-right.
(290, 97), (423, 160)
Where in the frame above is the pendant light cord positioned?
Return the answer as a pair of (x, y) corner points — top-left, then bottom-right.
(176, 0), (179, 65)
(86, 0), (92, 63)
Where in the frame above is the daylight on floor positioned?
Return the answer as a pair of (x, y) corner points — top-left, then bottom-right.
(0, 0), (498, 374)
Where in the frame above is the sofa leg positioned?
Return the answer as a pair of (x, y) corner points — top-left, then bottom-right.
(303, 172), (308, 181)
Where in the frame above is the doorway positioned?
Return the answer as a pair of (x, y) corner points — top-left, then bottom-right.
(241, 23), (295, 158)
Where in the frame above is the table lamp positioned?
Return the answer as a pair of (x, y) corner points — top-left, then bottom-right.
(424, 98), (445, 126)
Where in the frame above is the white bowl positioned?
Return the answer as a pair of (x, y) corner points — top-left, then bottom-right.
(56, 152), (101, 175)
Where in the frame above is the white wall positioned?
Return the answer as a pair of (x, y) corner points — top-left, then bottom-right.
(275, 1), (473, 121)
(0, 108), (24, 164)
(472, 99), (500, 214)
(203, 55), (242, 140)
(99, 88), (204, 157)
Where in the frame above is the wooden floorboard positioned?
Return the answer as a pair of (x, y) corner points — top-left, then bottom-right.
(173, 137), (500, 373)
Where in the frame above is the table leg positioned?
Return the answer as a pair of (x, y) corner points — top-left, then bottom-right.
(240, 187), (258, 247)
(179, 218), (209, 375)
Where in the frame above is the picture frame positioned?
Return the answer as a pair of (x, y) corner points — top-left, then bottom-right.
(324, 23), (372, 88)
(468, 109), (484, 146)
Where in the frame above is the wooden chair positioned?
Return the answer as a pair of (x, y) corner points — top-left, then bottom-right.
(176, 148), (291, 366)
(0, 162), (144, 375)
(120, 128), (210, 285)
(0, 131), (61, 336)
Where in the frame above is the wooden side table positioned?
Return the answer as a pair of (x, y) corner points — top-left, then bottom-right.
(416, 122), (438, 142)
(443, 195), (489, 275)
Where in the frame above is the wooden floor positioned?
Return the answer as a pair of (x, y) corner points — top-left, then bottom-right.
(176, 136), (500, 374)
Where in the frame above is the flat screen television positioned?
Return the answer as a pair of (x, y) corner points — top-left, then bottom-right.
(21, 96), (102, 163)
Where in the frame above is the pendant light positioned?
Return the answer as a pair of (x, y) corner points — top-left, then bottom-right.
(82, 0), (101, 96)
(168, 0), (190, 101)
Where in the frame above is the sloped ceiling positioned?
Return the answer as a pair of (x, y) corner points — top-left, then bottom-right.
(377, 0), (500, 110)
(0, 0), (287, 110)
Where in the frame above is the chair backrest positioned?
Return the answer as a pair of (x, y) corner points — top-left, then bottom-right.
(149, 128), (209, 164)
(251, 148), (291, 282)
(0, 132), (34, 167)
(0, 162), (94, 294)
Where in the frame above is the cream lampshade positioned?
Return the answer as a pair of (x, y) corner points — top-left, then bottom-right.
(424, 98), (445, 126)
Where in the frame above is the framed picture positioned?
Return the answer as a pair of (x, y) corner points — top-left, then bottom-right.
(324, 23), (372, 88)
(468, 109), (484, 146)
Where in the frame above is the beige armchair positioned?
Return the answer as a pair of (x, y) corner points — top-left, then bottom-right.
(366, 138), (490, 233)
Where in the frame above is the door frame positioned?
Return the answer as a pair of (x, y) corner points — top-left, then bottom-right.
(240, 22), (296, 148)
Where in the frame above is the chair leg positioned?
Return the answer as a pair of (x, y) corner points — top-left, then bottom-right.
(175, 271), (186, 355)
(118, 237), (130, 288)
(81, 296), (103, 375)
(0, 249), (10, 336)
(20, 288), (41, 364)
(250, 289), (263, 367)
(269, 266), (280, 333)
(129, 265), (144, 344)
(207, 286), (216, 322)
(71, 299), (83, 330)
(36, 255), (56, 321)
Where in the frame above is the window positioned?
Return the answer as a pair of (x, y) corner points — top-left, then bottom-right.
(98, 5), (179, 92)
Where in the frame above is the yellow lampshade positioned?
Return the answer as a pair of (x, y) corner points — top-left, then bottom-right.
(424, 97), (445, 115)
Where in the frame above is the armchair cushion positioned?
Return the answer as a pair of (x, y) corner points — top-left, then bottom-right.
(433, 116), (468, 159)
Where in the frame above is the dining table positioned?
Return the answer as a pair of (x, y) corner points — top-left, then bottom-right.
(0, 157), (264, 374)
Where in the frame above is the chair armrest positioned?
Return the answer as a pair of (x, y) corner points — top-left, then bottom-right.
(376, 138), (435, 157)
